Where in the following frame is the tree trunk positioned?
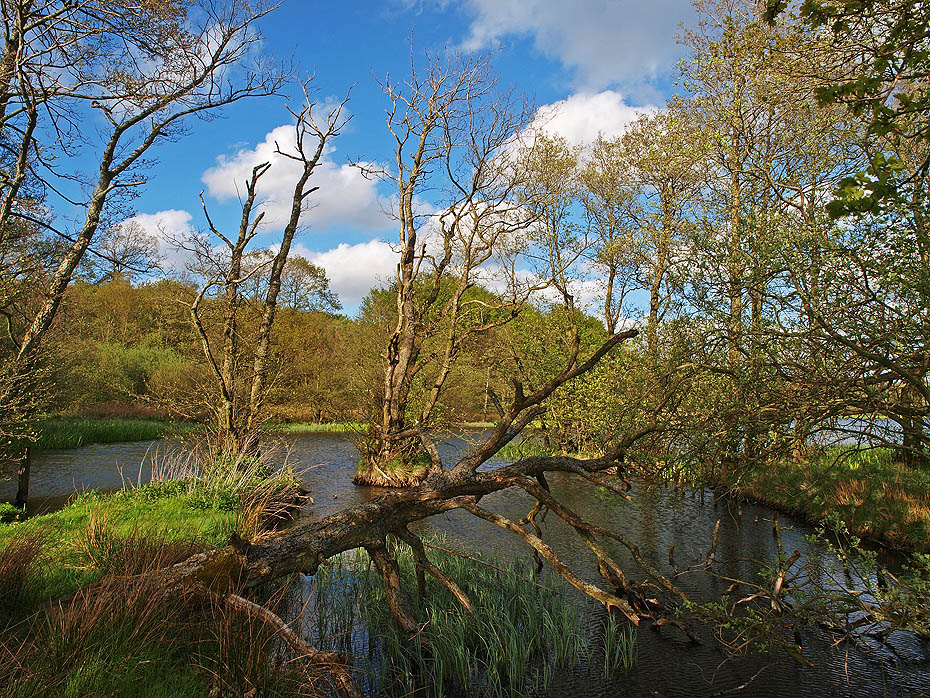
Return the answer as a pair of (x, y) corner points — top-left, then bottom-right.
(15, 445), (29, 510)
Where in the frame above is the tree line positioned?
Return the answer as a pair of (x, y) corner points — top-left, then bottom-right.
(0, 0), (926, 491)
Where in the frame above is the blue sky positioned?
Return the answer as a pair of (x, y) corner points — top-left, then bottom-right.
(117, 0), (697, 312)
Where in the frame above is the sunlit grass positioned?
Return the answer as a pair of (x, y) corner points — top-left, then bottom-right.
(0, 457), (303, 601)
(36, 417), (199, 450)
(737, 446), (930, 550)
(495, 439), (554, 461)
(262, 421), (367, 434)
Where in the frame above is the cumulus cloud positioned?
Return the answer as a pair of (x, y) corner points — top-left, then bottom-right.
(528, 90), (654, 147)
(460, 0), (694, 92)
(292, 239), (399, 308)
(124, 209), (197, 273)
(201, 124), (391, 233)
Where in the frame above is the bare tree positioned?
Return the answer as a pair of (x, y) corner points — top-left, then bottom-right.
(191, 87), (349, 463)
(354, 51), (541, 485)
(0, 0), (286, 503)
(85, 220), (162, 282)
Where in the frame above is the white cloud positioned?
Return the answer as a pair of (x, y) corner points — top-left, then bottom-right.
(529, 90), (654, 147)
(201, 124), (391, 233)
(125, 209), (197, 273)
(460, 0), (694, 92)
(293, 239), (399, 308)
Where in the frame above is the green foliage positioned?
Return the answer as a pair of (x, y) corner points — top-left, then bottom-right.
(769, 0), (930, 212)
(0, 502), (22, 523)
(0, 574), (325, 698)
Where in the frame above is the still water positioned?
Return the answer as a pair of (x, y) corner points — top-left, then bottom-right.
(2, 431), (929, 697)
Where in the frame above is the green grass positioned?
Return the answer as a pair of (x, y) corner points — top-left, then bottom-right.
(262, 421), (366, 434)
(36, 417), (199, 450)
(305, 535), (604, 697)
(496, 439), (555, 461)
(0, 464), (302, 601)
(0, 463), (321, 698)
(729, 446), (930, 550)
(602, 612), (637, 677)
(353, 451), (431, 486)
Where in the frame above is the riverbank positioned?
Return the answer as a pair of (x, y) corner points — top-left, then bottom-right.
(0, 466), (304, 598)
(0, 468), (327, 698)
(34, 418), (503, 450)
(720, 447), (930, 552)
(34, 417), (362, 450)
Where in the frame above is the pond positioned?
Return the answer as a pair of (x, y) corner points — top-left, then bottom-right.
(2, 431), (929, 697)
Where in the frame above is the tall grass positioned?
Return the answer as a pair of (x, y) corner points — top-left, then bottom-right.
(0, 529), (46, 622)
(0, 572), (332, 697)
(264, 421), (366, 434)
(302, 534), (598, 697)
(602, 612), (637, 677)
(36, 417), (198, 450)
(495, 439), (553, 461)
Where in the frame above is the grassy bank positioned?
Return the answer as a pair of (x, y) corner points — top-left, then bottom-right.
(36, 417), (200, 450)
(0, 467), (324, 698)
(35, 417), (363, 450)
(36, 418), (508, 450)
(728, 447), (930, 551)
(0, 465), (303, 600)
(263, 421), (366, 434)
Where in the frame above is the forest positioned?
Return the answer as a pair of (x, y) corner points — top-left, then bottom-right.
(0, 0), (929, 696)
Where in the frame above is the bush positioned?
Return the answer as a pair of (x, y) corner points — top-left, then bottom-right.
(0, 502), (22, 524)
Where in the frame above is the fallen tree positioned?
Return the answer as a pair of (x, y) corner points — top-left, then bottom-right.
(157, 318), (930, 696)
(163, 328), (675, 625)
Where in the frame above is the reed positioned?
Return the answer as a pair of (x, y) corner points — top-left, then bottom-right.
(36, 417), (198, 450)
(602, 612), (637, 677)
(302, 534), (592, 697)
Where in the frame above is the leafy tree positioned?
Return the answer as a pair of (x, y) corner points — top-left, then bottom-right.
(280, 256), (341, 312)
(767, 0), (930, 212)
